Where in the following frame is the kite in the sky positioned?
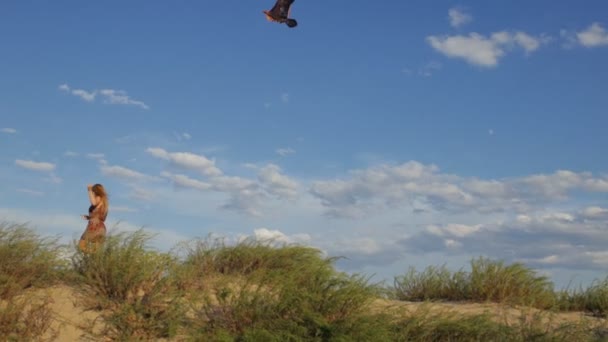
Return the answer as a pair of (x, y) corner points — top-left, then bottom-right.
(263, 0), (298, 28)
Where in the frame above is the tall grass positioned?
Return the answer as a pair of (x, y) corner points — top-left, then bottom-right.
(556, 277), (608, 317)
(2, 221), (607, 340)
(0, 222), (64, 341)
(180, 238), (393, 340)
(0, 222), (66, 300)
(389, 305), (603, 342)
(71, 229), (185, 340)
(394, 257), (555, 308)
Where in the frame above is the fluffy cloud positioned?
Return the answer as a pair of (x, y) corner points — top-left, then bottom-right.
(309, 161), (608, 219)
(577, 23), (608, 47)
(399, 207), (608, 271)
(159, 163), (298, 217)
(427, 31), (549, 67)
(15, 159), (55, 172)
(252, 228), (311, 245)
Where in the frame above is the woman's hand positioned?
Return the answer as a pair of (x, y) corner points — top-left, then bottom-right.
(87, 184), (93, 191)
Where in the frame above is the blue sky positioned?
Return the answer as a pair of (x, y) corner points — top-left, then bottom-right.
(1, 0), (608, 288)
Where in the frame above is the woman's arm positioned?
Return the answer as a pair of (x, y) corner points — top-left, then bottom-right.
(87, 184), (99, 206)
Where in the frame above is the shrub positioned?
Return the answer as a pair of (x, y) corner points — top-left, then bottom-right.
(183, 240), (392, 341)
(72, 229), (184, 340)
(393, 257), (555, 309)
(0, 222), (66, 300)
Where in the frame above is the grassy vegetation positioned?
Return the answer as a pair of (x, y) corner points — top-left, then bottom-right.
(0, 222), (64, 341)
(556, 277), (608, 318)
(393, 257), (556, 309)
(1, 221), (608, 341)
(71, 229), (185, 340)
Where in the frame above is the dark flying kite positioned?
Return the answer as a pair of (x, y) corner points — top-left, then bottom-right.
(263, 0), (298, 28)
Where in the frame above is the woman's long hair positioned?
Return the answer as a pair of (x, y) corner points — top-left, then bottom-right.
(91, 183), (109, 215)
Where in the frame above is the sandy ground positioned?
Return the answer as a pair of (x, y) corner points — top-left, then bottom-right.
(16, 285), (603, 341)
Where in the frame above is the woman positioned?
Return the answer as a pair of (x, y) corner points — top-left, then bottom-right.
(79, 183), (109, 252)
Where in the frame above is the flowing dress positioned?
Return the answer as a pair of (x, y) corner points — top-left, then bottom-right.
(80, 204), (107, 244)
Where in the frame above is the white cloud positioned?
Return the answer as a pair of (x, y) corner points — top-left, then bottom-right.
(16, 188), (44, 196)
(71, 89), (97, 102)
(59, 84), (96, 102)
(309, 162), (608, 219)
(581, 206), (608, 220)
(146, 147), (223, 177)
(161, 171), (212, 191)
(257, 164), (299, 200)
(253, 228), (311, 245)
(59, 84), (148, 109)
(577, 23), (608, 47)
(448, 8), (472, 28)
(1, 128), (17, 134)
(276, 147), (295, 156)
(129, 186), (156, 202)
(15, 159), (55, 172)
(401, 206), (608, 271)
(427, 31), (548, 67)
(101, 165), (158, 182)
(281, 93), (289, 103)
(99, 89), (149, 110)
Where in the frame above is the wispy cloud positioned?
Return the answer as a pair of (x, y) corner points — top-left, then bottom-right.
(418, 61), (442, 76)
(15, 159), (56, 172)
(16, 188), (45, 196)
(99, 89), (149, 109)
(174, 132), (192, 141)
(427, 31), (550, 67)
(59, 84), (96, 102)
(448, 7), (472, 28)
(276, 147), (295, 156)
(281, 93), (289, 103)
(1, 128), (17, 134)
(110, 206), (138, 213)
(101, 165), (159, 182)
(161, 171), (212, 191)
(257, 164), (299, 200)
(146, 147), (223, 177)
(59, 84), (148, 109)
(63, 151), (79, 157)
